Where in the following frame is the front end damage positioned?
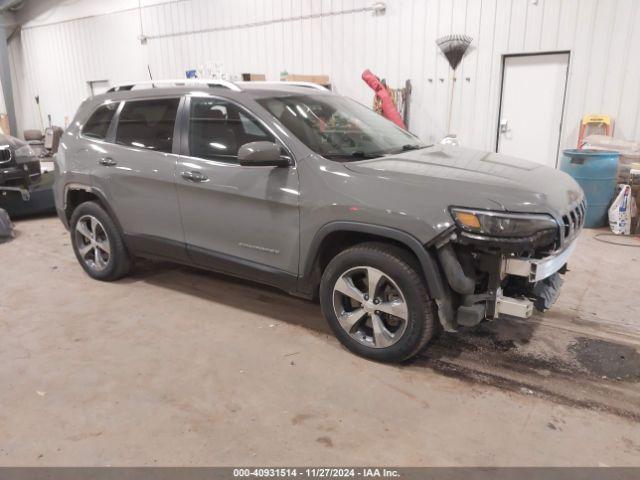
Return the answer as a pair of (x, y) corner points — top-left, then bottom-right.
(1, 134), (55, 218)
(1, 136), (39, 204)
(431, 201), (586, 331)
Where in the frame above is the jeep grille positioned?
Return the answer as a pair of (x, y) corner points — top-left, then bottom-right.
(560, 199), (586, 247)
(0, 146), (12, 166)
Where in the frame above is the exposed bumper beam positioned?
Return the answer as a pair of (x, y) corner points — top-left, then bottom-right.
(503, 241), (577, 283)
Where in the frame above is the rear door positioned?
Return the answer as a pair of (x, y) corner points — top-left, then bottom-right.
(175, 94), (300, 286)
(73, 101), (120, 192)
(91, 96), (186, 260)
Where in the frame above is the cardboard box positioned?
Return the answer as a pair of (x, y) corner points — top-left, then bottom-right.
(0, 114), (10, 136)
(283, 74), (331, 87)
(241, 73), (266, 81)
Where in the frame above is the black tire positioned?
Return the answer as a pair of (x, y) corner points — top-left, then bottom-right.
(69, 201), (131, 281)
(319, 242), (437, 363)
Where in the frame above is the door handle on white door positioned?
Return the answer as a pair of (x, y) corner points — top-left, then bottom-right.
(499, 119), (509, 134)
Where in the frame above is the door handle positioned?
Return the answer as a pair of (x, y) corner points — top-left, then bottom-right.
(499, 119), (509, 134)
(98, 157), (117, 166)
(181, 170), (208, 182)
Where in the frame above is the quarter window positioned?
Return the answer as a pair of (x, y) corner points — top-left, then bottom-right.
(116, 98), (180, 153)
(82, 103), (118, 140)
(188, 98), (275, 162)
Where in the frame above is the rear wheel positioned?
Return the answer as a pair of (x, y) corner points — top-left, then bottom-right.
(70, 201), (131, 281)
(320, 242), (436, 363)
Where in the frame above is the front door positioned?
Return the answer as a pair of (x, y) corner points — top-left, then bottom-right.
(497, 52), (570, 167)
(175, 95), (300, 287)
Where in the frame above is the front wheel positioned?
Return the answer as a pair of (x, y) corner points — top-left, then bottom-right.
(319, 242), (436, 363)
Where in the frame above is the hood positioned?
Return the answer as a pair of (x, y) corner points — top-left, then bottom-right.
(0, 133), (26, 150)
(343, 145), (583, 217)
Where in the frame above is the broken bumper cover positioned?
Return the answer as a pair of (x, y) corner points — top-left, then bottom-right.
(494, 240), (577, 319)
(503, 240), (577, 282)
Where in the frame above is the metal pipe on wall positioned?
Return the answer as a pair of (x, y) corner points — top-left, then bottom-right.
(0, 21), (17, 135)
(145, 2), (387, 42)
(0, 0), (25, 135)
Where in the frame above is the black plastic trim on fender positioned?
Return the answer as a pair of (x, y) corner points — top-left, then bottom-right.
(64, 185), (125, 235)
(301, 221), (446, 300)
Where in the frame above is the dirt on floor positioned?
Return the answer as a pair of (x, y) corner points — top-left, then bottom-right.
(1, 216), (639, 466)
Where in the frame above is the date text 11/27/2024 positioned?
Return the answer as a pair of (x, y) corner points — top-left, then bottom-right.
(233, 468), (400, 478)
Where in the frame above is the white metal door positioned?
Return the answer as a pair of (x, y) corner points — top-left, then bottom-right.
(497, 53), (569, 168)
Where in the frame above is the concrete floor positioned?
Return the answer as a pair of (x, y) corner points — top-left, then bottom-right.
(1, 216), (640, 466)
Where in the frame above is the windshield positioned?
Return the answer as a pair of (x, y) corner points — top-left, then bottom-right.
(256, 94), (427, 160)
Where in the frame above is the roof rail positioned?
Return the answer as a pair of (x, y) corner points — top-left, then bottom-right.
(236, 81), (329, 91)
(106, 79), (242, 93)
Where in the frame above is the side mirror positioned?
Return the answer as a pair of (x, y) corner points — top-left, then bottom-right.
(237, 141), (289, 167)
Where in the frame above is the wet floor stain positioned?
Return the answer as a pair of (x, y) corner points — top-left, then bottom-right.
(291, 413), (315, 425)
(316, 436), (334, 448)
(408, 321), (640, 422)
(568, 337), (640, 381)
(415, 355), (640, 422)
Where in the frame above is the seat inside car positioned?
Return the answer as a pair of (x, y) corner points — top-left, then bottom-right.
(117, 112), (148, 147)
(190, 105), (238, 160)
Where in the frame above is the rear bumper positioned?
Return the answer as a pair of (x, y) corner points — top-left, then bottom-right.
(1, 162), (41, 188)
(0, 185), (30, 201)
(0, 167), (27, 185)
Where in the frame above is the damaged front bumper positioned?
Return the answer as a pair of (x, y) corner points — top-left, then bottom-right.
(433, 230), (580, 331)
(489, 240), (577, 319)
(502, 240), (577, 282)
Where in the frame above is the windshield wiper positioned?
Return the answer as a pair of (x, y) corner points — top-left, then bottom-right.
(399, 144), (428, 152)
(324, 151), (384, 161)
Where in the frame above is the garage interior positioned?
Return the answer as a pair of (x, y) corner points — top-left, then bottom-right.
(1, 0), (640, 470)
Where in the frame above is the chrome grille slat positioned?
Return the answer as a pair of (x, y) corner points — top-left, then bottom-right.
(559, 200), (585, 247)
(577, 202), (583, 226)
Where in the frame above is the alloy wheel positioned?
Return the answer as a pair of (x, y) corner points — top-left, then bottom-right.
(332, 266), (409, 348)
(74, 215), (111, 272)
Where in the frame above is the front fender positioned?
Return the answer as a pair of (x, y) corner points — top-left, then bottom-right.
(299, 221), (445, 300)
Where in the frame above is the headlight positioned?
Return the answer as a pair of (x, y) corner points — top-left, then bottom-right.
(450, 208), (558, 238)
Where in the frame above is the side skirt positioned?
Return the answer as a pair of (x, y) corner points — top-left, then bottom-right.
(124, 234), (299, 294)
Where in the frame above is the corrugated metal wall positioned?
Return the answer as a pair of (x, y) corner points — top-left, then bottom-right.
(9, 0), (640, 156)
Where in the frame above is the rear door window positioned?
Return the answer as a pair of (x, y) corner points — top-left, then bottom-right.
(82, 103), (118, 140)
(188, 97), (275, 163)
(115, 98), (180, 153)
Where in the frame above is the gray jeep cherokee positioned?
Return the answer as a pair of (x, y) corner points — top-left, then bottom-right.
(54, 79), (584, 363)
